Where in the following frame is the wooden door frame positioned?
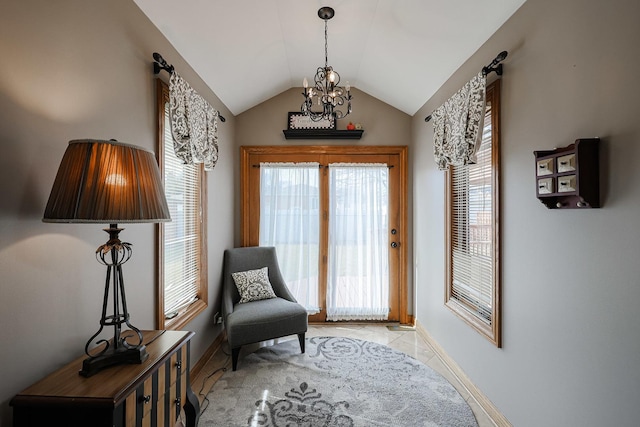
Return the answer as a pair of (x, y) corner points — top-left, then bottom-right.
(240, 145), (409, 325)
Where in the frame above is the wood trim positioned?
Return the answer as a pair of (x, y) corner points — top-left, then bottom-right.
(415, 321), (512, 427)
(198, 160), (209, 321)
(444, 165), (453, 304)
(398, 145), (409, 324)
(490, 80), (502, 347)
(317, 153), (329, 321)
(444, 79), (501, 346)
(240, 145), (409, 324)
(406, 314), (415, 326)
(240, 145), (252, 247)
(155, 79), (168, 330)
(240, 145), (406, 156)
(155, 79), (208, 330)
(165, 299), (208, 331)
(444, 299), (495, 342)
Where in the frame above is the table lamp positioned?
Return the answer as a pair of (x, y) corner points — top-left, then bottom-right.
(43, 139), (170, 377)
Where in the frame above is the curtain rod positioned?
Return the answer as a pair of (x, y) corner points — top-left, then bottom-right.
(251, 164), (394, 168)
(153, 52), (226, 122)
(424, 51), (507, 122)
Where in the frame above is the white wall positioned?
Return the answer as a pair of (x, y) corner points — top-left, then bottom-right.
(0, 1), (234, 425)
(412, 0), (640, 425)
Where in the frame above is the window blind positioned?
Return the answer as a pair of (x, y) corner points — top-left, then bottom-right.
(450, 104), (493, 323)
(163, 103), (202, 317)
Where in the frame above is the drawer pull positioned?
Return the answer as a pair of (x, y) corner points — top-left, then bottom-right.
(142, 395), (151, 404)
(176, 360), (182, 370)
(175, 397), (181, 406)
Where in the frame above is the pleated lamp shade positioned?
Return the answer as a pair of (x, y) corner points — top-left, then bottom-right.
(43, 139), (171, 223)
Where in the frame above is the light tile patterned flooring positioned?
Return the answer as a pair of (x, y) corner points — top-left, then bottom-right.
(192, 324), (495, 427)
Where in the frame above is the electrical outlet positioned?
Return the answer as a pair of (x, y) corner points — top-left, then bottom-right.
(214, 312), (223, 324)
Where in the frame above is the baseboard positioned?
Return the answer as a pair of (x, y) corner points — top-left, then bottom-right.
(406, 314), (415, 326)
(415, 321), (512, 427)
(190, 330), (225, 382)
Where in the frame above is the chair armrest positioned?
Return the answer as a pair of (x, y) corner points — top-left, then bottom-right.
(273, 279), (297, 303)
(266, 259), (298, 303)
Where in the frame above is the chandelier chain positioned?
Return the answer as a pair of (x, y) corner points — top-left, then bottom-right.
(324, 19), (329, 68)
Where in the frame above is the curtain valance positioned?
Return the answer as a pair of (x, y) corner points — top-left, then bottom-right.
(169, 72), (219, 171)
(433, 72), (486, 170)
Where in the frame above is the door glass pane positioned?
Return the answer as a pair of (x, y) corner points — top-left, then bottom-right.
(259, 163), (320, 314)
(327, 163), (389, 321)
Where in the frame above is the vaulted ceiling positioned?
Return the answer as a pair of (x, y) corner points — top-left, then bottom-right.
(133, 0), (526, 116)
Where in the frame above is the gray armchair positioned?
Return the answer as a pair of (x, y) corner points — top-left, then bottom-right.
(222, 246), (308, 370)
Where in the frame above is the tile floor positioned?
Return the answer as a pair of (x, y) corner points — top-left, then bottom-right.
(192, 324), (495, 427)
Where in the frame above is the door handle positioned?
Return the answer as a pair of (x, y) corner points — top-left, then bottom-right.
(391, 242), (398, 248)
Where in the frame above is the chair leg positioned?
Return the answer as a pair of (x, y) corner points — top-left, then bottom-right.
(231, 347), (240, 371)
(298, 333), (306, 354)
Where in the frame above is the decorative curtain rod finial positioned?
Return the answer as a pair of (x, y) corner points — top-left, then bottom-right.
(152, 52), (226, 122)
(425, 50), (508, 122)
(152, 52), (174, 75)
(481, 50), (508, 77)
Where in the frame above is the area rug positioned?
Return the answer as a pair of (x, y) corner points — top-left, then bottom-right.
(201, 336), (478, 426)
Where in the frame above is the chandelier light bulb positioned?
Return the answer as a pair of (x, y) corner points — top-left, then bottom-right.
(303, 77), (308, 88)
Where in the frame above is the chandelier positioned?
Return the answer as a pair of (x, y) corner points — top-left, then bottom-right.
(301, 6), (352, 122)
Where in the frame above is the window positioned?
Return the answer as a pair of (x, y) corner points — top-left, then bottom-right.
(156, 80), (208, 330)
(445, 80), (501, 346)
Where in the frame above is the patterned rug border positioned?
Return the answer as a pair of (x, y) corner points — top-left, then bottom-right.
(201, 336), (478, 427)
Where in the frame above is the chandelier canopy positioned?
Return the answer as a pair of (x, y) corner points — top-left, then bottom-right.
(301, 7), (352, 122)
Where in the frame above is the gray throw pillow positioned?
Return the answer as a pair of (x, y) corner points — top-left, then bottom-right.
(231, 267), (277, 303)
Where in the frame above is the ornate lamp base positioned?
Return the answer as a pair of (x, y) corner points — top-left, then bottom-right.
(80, 344), (149, 377)
(80, 224), (148, 377)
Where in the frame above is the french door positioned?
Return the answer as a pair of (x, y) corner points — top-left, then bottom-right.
(241, 146), (408, 324)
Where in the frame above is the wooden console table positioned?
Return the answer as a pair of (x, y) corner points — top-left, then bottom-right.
(11, 330), (200, 427)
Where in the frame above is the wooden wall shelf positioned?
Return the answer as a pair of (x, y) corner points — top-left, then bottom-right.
(533, 138), (600, 209)
(283, 129), (364, 140)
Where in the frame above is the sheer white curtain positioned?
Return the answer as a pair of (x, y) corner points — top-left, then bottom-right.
(327, 163), (389, 321)
(259, 163), (320, 314)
